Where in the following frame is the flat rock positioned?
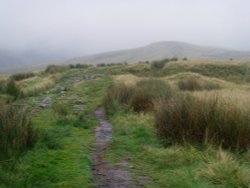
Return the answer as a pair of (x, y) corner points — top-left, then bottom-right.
(39, 96), (52, 108)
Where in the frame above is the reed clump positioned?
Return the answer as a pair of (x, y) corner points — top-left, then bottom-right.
(154, 94), (250, 151)
(0, 104), (37, 161)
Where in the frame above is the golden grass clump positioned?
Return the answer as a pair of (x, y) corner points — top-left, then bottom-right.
(114, 74), (142, 86)
(103, 83), (134, 114)
(198, 149), (250, 187)
(22, 74), (62, 97)
(103, 79), (173, 114)
(154, 94), (250, 151)
(177, 78), (221, 91)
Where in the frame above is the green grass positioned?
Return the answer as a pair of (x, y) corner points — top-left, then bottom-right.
(20, 76), (44, 87)
(123, 61), (250, 83)
(1, 62), (250, 187)
(162, 63), (250, 84)
(0, 101), (94, 187)
(105, 111), (250, 187)
(8, 110), (94, 187)
(0, 73), (113, 187)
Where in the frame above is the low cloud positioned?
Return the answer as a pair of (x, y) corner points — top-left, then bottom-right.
(0, 0), (250, 59)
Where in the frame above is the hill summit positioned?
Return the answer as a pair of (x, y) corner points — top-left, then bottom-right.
(68, 41), (250, 64)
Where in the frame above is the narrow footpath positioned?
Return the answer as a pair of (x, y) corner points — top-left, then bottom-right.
(92, 108), (148, 188)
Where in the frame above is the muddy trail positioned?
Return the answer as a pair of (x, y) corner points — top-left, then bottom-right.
(93, 108), (149, 188)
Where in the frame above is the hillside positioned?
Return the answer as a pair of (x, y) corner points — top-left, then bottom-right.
(68, 41), (250, 64)
(0, 61), (250, 187)
(2, 41), (250, 74)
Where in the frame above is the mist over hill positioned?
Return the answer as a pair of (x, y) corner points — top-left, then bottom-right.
(68, 41), (250, 65)
(0, 49), (68, 74)
(1, 41), (250, 74)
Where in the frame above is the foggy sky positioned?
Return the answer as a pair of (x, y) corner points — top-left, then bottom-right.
(1, 0), (250, 57)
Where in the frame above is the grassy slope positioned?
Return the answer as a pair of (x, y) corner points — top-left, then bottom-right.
(0, 71), (113, 187)
(162, 61), (250, 84)
(119, 60), (250, 84)
(1, 61), (250, 187)
(104, 61), (250, 187)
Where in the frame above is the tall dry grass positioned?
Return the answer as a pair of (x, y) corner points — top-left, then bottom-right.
(0, 104), (37, 162)
(132, 79), (173, 112)
(11, 72), (35, 81)
(103, 83), (133, 114)
(5, 79), (23, 99)
(177, 78), (221, 91)
(198, 149), (250, 187)
(154, 94), (250, 151)
(22, 74), (62, 97)
(103, 79), (173, 113)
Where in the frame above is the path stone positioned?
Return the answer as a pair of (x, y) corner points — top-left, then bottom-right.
(39, 96), (52, 108)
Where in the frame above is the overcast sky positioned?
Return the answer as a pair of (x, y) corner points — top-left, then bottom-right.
(0, 0), (250, 56)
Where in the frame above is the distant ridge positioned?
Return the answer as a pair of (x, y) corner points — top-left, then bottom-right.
(0, 49), (66, 74)
(67, 41), (250, 64)
(1, 41), (250, 74)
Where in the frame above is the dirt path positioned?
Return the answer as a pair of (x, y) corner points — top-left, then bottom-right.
(92, 108), (148, 188)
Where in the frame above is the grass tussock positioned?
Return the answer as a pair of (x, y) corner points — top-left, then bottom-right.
(150, 58), (178, 70)
(40, 127), (70, 150)
(132, 79), (173, 112)
(107, 106), (250, 187)
(0, 104), (37, 161)
(103, 79), (173, 113)
(103, 83), (133, 114)
(154, 94), (250, 151)
(151, 59), (170, 69)
(22, 74), (62, 97)
(198, 149), (250, 187)
(44, 65), (67, 74)
(114, 74), (142, 86)
(177, 78), (221, 91)
(69, 63), (91, 69)
(11, 72), (35, 81)
(52, 102), (69, 116)
(5, 79), (23, 99)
